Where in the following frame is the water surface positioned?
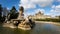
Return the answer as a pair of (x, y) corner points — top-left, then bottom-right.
(0, 22), (60, 34)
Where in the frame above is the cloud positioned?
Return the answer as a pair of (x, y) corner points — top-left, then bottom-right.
(19, 0), (54, 9)
(51, 5), (60, 12)
(50, 5), (60, 16)
(19, 0), (60, 17)
(34, 9), (45, 14)
(24, 9), (45, 16)
(31, 0), (54, 7)
(19, 4), (36, 9)
(7, 7), (9, 10)
(57, 0), (60, 2)
(19, 0), (36, 9)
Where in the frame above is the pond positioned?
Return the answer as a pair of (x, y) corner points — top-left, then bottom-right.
(0, 22), (60, 34)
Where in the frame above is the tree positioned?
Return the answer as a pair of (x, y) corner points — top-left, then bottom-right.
(0, 4), (3, 22)
(10, 6), (18, 19)
(0, 4), (3, 17)
(10, 6), (17, 14)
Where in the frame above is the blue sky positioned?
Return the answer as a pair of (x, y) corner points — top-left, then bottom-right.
(0, 0), (20, 10)
(0, 0), (60, 16)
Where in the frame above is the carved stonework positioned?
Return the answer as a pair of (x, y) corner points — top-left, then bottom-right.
(17, 6), (24, 20)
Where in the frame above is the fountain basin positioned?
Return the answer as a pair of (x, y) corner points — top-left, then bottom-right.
(3, 23), (17, 28)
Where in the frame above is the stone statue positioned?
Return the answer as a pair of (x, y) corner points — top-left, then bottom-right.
(17, 6), (24, 20)
(3, 6), (35, 30)
(4, 13), (10, 23)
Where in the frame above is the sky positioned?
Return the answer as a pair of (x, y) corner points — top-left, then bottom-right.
(0, 0), (60, 17)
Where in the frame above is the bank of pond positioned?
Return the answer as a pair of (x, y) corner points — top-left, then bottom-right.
(34, 18), (60, 22)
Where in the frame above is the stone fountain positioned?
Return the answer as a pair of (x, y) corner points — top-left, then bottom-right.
(3, 6), (35, 30)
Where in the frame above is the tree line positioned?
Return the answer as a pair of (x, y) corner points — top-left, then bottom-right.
(0, 4), (19, 22)
(34, 17), (60, 22)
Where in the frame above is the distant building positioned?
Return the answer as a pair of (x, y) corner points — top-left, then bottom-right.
(55, 16), (60, 19)
(28, 11), (51, 19)
(2, 7), (9, 17)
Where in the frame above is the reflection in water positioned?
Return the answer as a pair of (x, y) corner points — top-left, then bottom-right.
(0, 22), (60, 34)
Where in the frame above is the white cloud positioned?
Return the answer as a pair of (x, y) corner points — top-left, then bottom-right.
(51, 5), (60, 12)
(52, 5), (55, 8)
(19, 0), (54, 9)
(7, 7), (9, 10)
(24, 9), (45, 17)
(57, 0), (60, 2)
(19, 0), (60, 17)
(19, 4), (36, 9)
(34, 9), (45, 14)
(19, 0), (36, 9)
(50, 5), (60, 16)
(31, 0), (54, 7)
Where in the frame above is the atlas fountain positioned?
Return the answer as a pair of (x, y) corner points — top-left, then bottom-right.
(3, 6), (35, 30)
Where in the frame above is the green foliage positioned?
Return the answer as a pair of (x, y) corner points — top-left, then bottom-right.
(9, 13), (19, 19)
(0, 4), (2, 16)
(0, 4), (3, 22)
(10, 6), (17, 14)
(9, 6), (18, 20)
(34, 18), (60, 22)
(0, 4), (3, 11)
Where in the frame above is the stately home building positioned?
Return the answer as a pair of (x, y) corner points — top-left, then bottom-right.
(28, 11), (51, 19)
